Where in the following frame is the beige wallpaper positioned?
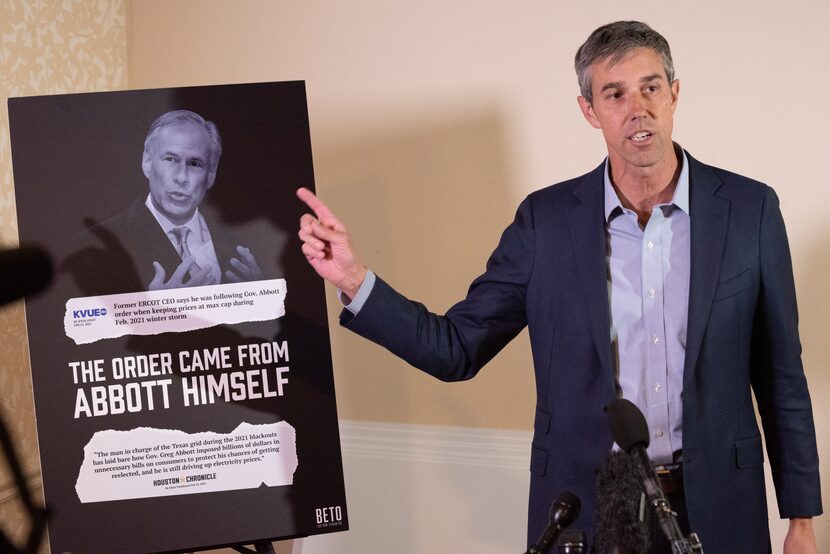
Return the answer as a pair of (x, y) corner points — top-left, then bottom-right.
(0, 0), (127, 548)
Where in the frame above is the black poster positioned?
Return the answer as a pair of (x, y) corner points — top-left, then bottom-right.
(9, 82), (348, 553)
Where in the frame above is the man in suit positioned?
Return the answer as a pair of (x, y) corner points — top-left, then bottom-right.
(297, 21), (821, 552)
(70, 110), (264, 296)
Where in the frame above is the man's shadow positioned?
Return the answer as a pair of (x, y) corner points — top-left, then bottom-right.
(62, 217), (146, 296)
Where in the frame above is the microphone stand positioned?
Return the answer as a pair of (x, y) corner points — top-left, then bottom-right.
(629, 448), (702, 554)
(605, 399), (703, 554)
(0, 408), (48, 554)
(524, 525), (562, 554)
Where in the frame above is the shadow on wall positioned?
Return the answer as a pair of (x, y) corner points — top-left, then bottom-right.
(313, 103), (535, 428)
(304, 106), (535, 552)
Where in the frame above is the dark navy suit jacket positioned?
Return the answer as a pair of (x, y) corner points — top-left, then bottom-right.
(341, 152), (822, 552)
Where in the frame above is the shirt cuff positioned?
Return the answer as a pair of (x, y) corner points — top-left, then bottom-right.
(340, 269), (376, 315)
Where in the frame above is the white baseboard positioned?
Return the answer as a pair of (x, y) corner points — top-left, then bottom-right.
(339, 420), (533, 469)
(297, 419), (534, 554)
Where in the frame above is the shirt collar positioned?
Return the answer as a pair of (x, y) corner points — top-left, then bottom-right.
(603, 147), (690, 222)
(144, 194), (203, 238)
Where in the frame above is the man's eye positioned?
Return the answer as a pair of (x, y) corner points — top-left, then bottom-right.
(188, 160), (203, 168)
(163, 156), (176, 162)
(644, 85), (659, 93)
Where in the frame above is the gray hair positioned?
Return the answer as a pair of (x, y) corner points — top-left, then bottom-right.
(575, 21), (675, 104)
(143, 110), (222, 184)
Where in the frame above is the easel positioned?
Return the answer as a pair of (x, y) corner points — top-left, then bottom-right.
(230, 541), (276, 553)
(191, 536), (305, 553)
(227, 535), (306, 553)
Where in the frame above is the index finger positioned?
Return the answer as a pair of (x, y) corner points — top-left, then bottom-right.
(296, 187), (342, 228)
(171, 257), (199, 283)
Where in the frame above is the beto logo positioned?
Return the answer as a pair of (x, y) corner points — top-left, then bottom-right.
(72, 308), (107, 319)
(315, 505), (343, 527)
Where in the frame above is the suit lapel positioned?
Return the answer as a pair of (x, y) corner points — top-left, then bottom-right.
(564, 155), (731, 387)
(567, 163), (614, 381)
(683, 154), (730, 387)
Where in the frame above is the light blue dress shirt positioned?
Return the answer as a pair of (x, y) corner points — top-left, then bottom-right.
(604, 152), (690, 465)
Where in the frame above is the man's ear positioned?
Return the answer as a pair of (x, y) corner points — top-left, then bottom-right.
(577, 96), (602, 129)
(670, 79), (680, 114)
(141, 151), (151, 179)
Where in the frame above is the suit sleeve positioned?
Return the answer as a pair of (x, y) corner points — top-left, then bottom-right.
(340, 196), (536, 382)
(751, 186), (822, 518)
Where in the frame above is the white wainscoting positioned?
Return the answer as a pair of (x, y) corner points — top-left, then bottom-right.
(289, 420), (534, 554)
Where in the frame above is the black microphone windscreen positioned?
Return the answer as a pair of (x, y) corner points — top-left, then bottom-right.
(0, 245), (53, 306)
(605, 398), (650, 452)
(593, 451), (650, 554)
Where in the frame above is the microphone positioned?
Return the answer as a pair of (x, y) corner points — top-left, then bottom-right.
(605, 397), (651, 454)
(557, 529), (586, 553)
(0, 245), (52, 306)
(605, 399), (703, 553)
(593, 451), (650, 553)
(526, 492), (581, 554)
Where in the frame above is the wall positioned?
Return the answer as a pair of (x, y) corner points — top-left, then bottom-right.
(0, 1), (127, 550)
(302, 422), (533, 553)
(127, 0), (830, 549)
(126, 0), (830, 432)
(128, 0), (539, 431)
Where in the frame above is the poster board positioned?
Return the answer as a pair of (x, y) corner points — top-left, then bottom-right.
(8, 81), (348, 553)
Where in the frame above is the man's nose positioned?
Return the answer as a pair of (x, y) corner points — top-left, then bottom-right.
(172, 163), (189, 186)
(629, 94), (649, 120)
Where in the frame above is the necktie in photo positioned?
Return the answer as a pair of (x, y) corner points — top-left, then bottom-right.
(171, 226), (192, 259)
(171, 226), (201, 271)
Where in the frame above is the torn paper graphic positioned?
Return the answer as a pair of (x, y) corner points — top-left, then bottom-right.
(75, 421), (297, 503)
(65, 279), (286, 344)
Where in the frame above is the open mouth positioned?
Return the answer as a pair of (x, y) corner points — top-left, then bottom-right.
(630, 131), (652, 142)
(168, 192), (190, 201)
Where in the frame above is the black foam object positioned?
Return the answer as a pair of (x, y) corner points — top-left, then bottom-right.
(593, 451), (650, 553)
(605, 398), (650, 452)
